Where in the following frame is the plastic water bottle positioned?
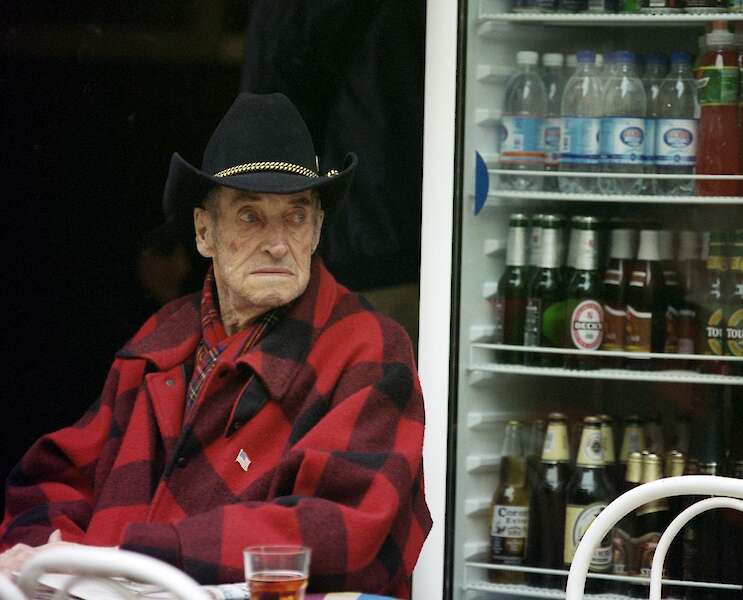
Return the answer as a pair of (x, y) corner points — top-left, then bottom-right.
(499, 51), (548, 192)
(641, 53), (668, 194)
(599, 51), (647, 195)
(559, 50), (603, 194)
(655, 52), (698, 196)
(541, 53), (566, 190)
(566, 54), (578, 78)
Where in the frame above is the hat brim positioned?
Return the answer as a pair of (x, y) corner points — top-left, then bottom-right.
(162, 151), (357, 218)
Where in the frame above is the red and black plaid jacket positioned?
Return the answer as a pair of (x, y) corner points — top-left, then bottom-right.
(0, 258), (431, 598)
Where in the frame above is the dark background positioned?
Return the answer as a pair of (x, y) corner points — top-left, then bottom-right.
(1, 2), (250, 510)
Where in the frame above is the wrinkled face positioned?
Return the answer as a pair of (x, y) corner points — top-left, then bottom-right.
(194, 187), (323, 318)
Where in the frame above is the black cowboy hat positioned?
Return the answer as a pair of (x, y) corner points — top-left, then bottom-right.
(162, 92), (357, 219)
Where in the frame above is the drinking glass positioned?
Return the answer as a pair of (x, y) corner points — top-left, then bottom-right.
(243, 545), (311, 600)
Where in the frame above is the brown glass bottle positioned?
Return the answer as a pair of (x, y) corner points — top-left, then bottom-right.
(724, 229), (743, 375)
(629, 453), (671, 598)
(524, 215), (566, 367)
(564, 416), (613, 594)
(612, 451), (643, 595)
(626, 229), (667, 369)
(490, 420), (530, 583)
(618, 415), (646, 488)
(699, 231), (728, 374)
(602, 223), (637, 367)
(599, 415), (618, 491)
(493, 214), (529, 364)
(528, 213), (546, 286)
(526, 413), (572, 589)
(659, 230), (684, 357)
(564, 217), (604, 370)
(677, 231), (704, 358)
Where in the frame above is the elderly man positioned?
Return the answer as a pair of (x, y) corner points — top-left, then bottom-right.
(0, 93), (431, 598)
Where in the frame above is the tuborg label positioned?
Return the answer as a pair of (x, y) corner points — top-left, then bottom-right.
(705, 308), (725, 356)
(564, 503), (611, 568)
(726, 308), (743, 356)
(570, 300), (604, 350)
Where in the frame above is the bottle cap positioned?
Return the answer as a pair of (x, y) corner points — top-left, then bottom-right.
(516, 50), (539, 66)
(543, 52), (564, 67)
(637, 229), (661, 262)
(614, 50), (636, 64)
(659, 230), (674, 261)
(576, 50), (596, 64)
(706, 21), (735, 47)
(671, 51), (693, 65)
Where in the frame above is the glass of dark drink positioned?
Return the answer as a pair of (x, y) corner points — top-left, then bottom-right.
(244, 545), (311, 600)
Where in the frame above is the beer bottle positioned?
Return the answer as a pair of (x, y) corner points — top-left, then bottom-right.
(630, 453), (671, 598)
(493, 214), (530, 364)
(644, 414), (665, 457)
(564, 217), (604, 370)
(564, 216), (580, 285)
(564, 416), (613, 594)
(601, 222), (637, 366)
(526, 419), (546, 489)
(665, 451), (686, 592)
(612, 452), (643, 595)
(699, 231), (728, 374)
(626, 228), (666, 366)
(599, 415), (618, 491)
(619, 415), (646, 488)
(490, 420), (530, 583)
(683, 399), (725, 598)
(526, 413), (572, 588)
(524, 214), (566, 367)
(659, 230), (683, 355)
(677, 231), (704, 356)
(724, 229), (743, 373)
(528, 213), (546, 285)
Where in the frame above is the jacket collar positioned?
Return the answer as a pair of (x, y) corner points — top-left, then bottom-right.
(119, 257), (342, 401)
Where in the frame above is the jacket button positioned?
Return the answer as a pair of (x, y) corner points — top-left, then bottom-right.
(176, 456), (187, 468)
(165, 379), (175, 387)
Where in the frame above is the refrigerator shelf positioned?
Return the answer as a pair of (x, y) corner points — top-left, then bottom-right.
(465, 562), (743, 596)
(481, 190), (743, 205)
(477, 12), (743, 31)
(489, 168), (743, 181)
(468, 362), (743, 385)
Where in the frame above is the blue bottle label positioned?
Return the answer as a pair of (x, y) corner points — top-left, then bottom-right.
(643, 118), (657, 165)
(499, 116), (545, 165)
(543, 117), (561, 167)
(560, 117), (601, 165)
(654, 119), (697, 165)
(600, 117), (645, 165)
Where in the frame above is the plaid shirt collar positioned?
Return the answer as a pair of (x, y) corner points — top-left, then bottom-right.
(186, 267), (282, 412)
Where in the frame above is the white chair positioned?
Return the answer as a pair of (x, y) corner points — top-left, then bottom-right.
(565, 475), (743, 600)
(17, 545), (212, 600)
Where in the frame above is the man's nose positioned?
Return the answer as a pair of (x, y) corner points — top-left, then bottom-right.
(262, 224), (289, 258)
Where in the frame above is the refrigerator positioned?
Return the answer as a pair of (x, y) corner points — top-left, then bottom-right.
(412, 2), (743, 600)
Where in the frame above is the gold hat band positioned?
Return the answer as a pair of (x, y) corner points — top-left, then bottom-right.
(213, 161), (319, 179)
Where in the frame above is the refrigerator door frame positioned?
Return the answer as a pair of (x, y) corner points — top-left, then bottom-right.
(413, 2), (468, 600)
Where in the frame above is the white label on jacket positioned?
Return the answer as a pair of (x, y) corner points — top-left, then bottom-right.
(655, 118), (697, 165)
(560, 117), (601, 165)
(499, 116), (545, 164)
(600, 117), (645, 165)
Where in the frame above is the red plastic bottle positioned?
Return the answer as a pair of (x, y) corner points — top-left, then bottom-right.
(695, 21), (742, 197)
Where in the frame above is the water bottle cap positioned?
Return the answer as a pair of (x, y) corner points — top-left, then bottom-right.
(543, 53), (564, 67)
(614, 50), (636, 64)
(516, 51), (539, 65)
(670, 51), (693, 65)
(575, 50), (595, 64)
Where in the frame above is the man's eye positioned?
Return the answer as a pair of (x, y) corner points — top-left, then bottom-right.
(288, 211), (306, 225)
(240, 211), (259, 223)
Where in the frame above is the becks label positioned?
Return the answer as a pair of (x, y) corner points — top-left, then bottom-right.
(570, 300), (604, 350)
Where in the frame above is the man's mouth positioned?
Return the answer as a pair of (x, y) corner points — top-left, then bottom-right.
(251, 268), (294, 276)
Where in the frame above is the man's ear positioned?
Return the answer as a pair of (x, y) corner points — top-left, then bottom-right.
(194, 207), (215, 258)
(312, 208), (324, 254)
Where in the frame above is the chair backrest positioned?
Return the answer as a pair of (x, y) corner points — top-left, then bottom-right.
(17, 545), (213, 600)
(565, 475), (743, 600)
